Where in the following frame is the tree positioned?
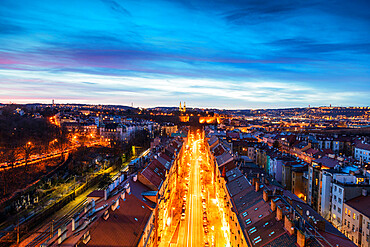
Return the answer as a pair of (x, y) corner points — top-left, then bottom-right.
(22, 142), (34, 171)
(57, 126), (70, 159)
(5, 147), (19, 168)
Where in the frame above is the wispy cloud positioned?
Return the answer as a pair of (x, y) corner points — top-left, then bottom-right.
(0, 0), (368, 108)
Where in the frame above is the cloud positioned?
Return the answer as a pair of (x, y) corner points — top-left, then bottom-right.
(0, 68), (368, 108)
(0, 0), (368, 108)
(101, 0), (131, 16)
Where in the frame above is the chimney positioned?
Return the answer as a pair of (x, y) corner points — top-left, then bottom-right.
(284, 215), (295, 235)
(271, 199), (277, 212)
(362, 189), (368, 196)
(297, 229), (306, 247)
(276, 205), (283, 221)
(103, 210), (109, 220)
(263, 189), (271, 202)
(255, 181), (260, 192)
(252, 177), (258, 186)
(103, 189), (108, 201)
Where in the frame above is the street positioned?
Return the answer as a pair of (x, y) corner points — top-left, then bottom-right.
(159, 128), (228, 247)
(184, 138), (203, 246)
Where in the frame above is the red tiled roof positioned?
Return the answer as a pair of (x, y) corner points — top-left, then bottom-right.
(346, 195), (370, 218)
(148, 159), (167, 180)
(216, 152), (233, 167)
(166, 145), (176, 154)
(356, 142), (370, 151)
(159, 153), (172, 162)
(319, 231), (356, 247)
(140, 166), (163, 189)
(87, 194), (152, 247)
(213, 144), (226, 156)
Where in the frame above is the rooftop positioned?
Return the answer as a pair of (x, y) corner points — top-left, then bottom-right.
(345, 195), (370, 218)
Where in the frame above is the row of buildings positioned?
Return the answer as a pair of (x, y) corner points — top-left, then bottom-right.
(24, 135), (183, 247)
(205, 128), (356, 247)
(210, 126), (370, 246)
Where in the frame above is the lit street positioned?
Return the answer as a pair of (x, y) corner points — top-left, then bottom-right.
(183, 138), (203, 246)
(159, 128), (228, 247)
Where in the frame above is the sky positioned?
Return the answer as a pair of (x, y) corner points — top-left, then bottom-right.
(0, 0), (369, 109)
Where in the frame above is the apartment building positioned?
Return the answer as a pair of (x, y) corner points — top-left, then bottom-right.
(343, 194), (370, 247)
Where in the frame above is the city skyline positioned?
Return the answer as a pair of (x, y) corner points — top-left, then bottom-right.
(0, 0), (369, 108)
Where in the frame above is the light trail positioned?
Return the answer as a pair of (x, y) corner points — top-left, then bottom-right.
(158, 128), (229, 247)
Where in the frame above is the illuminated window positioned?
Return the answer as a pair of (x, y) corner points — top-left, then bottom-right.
(345, 208), (348, 214)
(333, 214), (336, 219)
(353, 213), (356, 220)
(348, 210), (351, 216)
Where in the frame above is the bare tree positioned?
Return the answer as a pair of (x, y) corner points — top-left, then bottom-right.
(22, 142), (34, 171)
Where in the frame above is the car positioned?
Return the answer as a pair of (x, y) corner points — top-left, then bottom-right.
(181, 208), (186, 220)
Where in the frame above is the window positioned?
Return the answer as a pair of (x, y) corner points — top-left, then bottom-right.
(338, 208), (341, 213)
(349, 210), (351, 216)
(338, 198), (342, 203)
(345, 208), (348, 214)
(345, 219), (347, 225)
(334, 186), (337, 192)
(333, 205), (336, 210)
(334, 195), (337, 201)
(353, 213), (356, 220)
(339, 188), (342, 194)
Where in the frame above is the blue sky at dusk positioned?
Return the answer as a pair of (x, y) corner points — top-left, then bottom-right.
(0, 0), (369, 109)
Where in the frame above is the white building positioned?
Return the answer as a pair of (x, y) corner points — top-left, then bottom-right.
(355, 143), (370, 163)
